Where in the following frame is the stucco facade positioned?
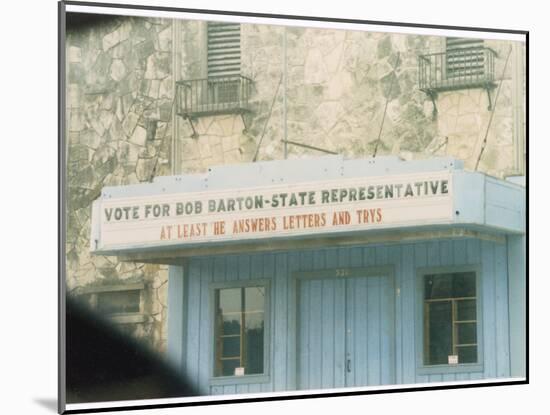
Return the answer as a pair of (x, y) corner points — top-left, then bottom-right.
(64, 14), (526, 353)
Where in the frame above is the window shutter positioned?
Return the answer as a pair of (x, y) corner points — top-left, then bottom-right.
(446, 37), (485, 79)
(207, 22), (241, 78)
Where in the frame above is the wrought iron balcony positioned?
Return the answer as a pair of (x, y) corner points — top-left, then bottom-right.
(176, 75), (252, 118)
(419, 47), (497, 95)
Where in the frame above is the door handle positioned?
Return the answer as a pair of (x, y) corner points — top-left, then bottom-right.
(346, 358), (351, 373)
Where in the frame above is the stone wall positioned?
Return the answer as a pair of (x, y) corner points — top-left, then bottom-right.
(175, 20), (255, 173)
(436, 40), (521, 177)
(66, 15), (174, 351)
(242, 26), (440, 161)
(175, 24), (524, 179)
(65, 16), (525, 355)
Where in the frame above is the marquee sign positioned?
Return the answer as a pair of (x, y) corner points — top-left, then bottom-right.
(91, 171), (453, 252)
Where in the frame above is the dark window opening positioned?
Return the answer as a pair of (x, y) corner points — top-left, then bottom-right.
(96, 290), (141, 316)
(423, 272), (477, 366)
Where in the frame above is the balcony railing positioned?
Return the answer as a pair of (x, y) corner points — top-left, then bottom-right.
(419, 47), (497, 94)
(176, 75), (252, 118)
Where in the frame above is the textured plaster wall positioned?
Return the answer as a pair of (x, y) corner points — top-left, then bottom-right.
(65, 17), (525, 355)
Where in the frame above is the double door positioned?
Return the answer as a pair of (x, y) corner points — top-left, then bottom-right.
(297, 272), (395, 389)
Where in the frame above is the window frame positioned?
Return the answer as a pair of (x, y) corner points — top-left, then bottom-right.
(77, 283), (147, 324)
(209, 279), (271, 386)
(415, 265), (484, 375)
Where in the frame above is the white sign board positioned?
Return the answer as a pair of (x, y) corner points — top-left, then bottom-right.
(448, 355), (459, 365)
(92, 171), (453, 252)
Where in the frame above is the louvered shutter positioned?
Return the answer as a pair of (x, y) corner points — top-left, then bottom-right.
(207, 22), (241, 78)
(446, 38), (485, 79)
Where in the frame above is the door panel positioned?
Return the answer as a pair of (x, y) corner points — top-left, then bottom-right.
(298, 273), (394, 390)
(350, 275), (395, 387)
(298, 278), (346, 390)
(378, 276), (395, 385)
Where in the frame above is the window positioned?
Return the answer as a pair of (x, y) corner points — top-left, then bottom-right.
(214, 285), (266, 377)
(423, 271), (478, 366)
(78, 283), (146, 324)
(445, 38), (485, 80)
(207, 22), (241, 78)
(418, 37), (496, 106)
(207, 22), (242, 104)
(176, 21), (251, 118)
(96, 290), (141, 316)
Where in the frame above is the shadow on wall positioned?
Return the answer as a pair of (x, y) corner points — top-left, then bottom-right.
(65, 296), (198, 403)
(66, 12), (122, 33)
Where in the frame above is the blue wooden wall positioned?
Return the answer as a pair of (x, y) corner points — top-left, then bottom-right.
(181, 237), (510, 395)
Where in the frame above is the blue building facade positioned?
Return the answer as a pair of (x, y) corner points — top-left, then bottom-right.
(91, 156), (526, 396)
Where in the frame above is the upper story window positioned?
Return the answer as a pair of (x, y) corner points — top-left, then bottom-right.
(207, 22), (241, 79)
(176, 21), (252, 119)
(419, 37), (496, 105)
(423, 271), (478, 366)
(445, 38), (486, 80)
(418, 37), (497, 116)
(214, 285), (266, 377)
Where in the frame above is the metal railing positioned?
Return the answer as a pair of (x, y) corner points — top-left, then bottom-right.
(419, 47), (497, 93)
(176, 75), (252, 118)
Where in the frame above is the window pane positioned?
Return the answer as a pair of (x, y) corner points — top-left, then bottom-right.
(222, 359), (241, 377)
(222, 336), (240, 358)
(221, 314), (241, 335)
(425, 274), (453, 299)
(452, 272), (476, 297)
(426, 301), (452, 365)
(218, 288), (241, 313)
(425, 272), (476, 299)
(96, 290), (140, 315)
(215, 288), (242, 377)
(244, 287), (265, 375)
(457, 322), (477, 345)
(245, 286), (265, 312)
(245, 311), (264, 330)
(244, 312), (264, 374)
(457, 299), (476, 321)
(457, 346), (477, 363)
